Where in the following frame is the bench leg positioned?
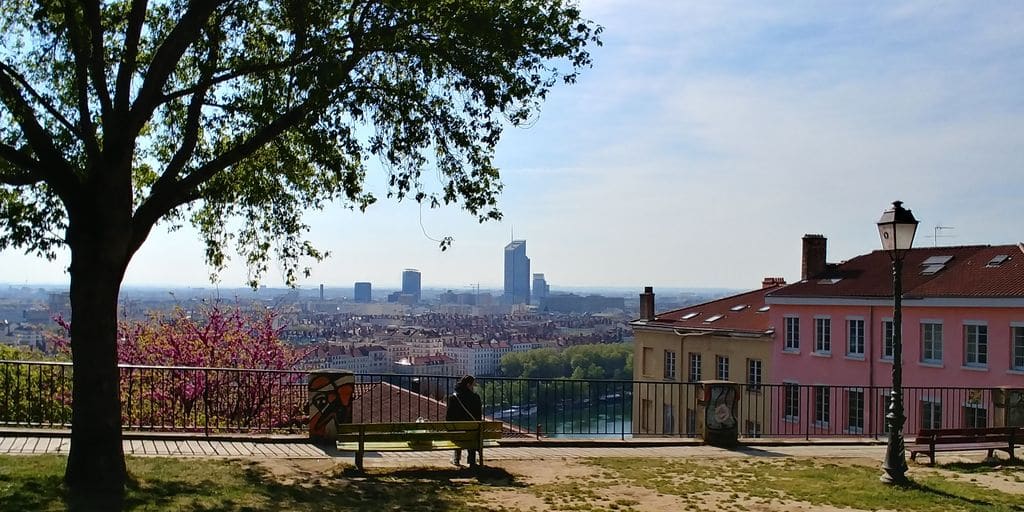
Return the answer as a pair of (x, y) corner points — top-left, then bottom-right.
(355, 451), (364, 471)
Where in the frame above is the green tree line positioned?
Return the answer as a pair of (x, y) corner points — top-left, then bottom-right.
(499, 343), (633, 380)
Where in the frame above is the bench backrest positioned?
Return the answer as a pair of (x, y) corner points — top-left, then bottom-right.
(916, 426), (1020, 443)
(337, 421), (503, 438)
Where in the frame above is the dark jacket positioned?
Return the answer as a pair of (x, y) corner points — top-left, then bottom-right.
(445, 387), (482, 421)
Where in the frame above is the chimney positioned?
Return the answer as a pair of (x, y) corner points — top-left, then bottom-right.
(639, 286), (655, 321)
(762, 277), (787, 289)
(801, 234), (827, 280)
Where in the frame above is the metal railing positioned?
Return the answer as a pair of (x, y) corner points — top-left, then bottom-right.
(2, 361), (1018, 438)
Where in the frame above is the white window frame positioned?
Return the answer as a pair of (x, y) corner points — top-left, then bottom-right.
(921, 396), (942, 430)
(783, 381), (800, 422)
(688, 352), (702, 382)
(846, 317), (865, 357)
(962, 401), (987, 428)
(964, 322), (988, 367)
(846, 388), (864, 434)
(784, 316), (800, 351)
(814, 385), (830, 428)
(664, 350), (677, 380)
(1012, 323), (1024, 371)
(881, 318), (894, 360)
(920, 320), (943, 364)
(716, 355), (730, 381)
(747, 359), (762, 392)
(814, 316), (831, 354)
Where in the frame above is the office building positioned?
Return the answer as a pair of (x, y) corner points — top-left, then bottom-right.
(532, 273), (549, 303)
(401, 269), (421, 303)
(504, 240), (530, 304)
(354, 282), (372, 303)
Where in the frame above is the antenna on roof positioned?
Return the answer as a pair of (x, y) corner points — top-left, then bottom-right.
(924, 225), (955, 247)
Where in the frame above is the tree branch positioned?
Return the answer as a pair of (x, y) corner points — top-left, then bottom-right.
(60, 1), (102, 166)
(129, 2), (225, 136)
(159, 50), (317, 105)
(114, 0), (149, 112)
(82, 1), (113, 121)
(152, 26), (222, 193)
(0, 143), (43, 185)
(0, 70), (77, 197)
(0, 62), (81, 141)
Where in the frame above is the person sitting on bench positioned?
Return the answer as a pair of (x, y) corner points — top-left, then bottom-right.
(445, 375), (483, 467)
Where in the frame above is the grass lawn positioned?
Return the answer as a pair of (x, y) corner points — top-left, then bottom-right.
(0, 454), (1021, 511)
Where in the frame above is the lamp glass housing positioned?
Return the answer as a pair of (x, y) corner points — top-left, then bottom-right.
(877, 201), (919, 254)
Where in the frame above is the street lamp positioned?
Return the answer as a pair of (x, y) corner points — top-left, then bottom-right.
(876, 200), (919, 484)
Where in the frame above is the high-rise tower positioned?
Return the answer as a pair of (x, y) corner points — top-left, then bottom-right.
(532, 273), (549, 303)
(354, 282), (372, 303)
(504, 240), (530, 304)
(401, 269), (421, 303)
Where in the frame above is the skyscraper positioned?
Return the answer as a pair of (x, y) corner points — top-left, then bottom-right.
(354, 282), (372, 303)
(401, 269), (421, 303)
(532, 273), (549, 303)
(504, 240), (530, 304)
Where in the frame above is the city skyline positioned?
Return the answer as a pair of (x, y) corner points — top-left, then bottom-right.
(2, 1), (1023, 290)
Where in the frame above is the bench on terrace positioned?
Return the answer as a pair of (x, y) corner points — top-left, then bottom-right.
(335, 420), (503, 470)
(909, 426), (1020, 465)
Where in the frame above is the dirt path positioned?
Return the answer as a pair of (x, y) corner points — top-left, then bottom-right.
(254, 453), (1023, 511)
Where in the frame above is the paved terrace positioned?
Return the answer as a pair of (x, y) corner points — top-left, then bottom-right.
(0, 431), (898, 466)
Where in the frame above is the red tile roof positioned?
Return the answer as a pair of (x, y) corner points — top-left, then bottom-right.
(769, 244), (1024, 299)
(633, 286), (779, 335)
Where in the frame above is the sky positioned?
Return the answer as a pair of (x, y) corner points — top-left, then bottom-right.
(2, 1), (1023, 292)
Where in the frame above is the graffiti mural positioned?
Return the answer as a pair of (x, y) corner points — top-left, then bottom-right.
(308, 371), (355, 440)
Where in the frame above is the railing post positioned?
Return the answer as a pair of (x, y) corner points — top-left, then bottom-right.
(203, 368), (210, 436)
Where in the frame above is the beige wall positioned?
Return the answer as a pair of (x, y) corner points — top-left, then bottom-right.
(633, 327), (774, 437)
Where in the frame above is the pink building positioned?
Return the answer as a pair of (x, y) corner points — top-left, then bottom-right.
(765, 235), (1024, 435)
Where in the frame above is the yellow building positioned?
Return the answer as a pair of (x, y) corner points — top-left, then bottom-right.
(632, 279), (785, 437)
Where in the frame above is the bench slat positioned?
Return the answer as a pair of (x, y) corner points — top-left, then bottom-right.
(910, 442), (1011, 452)
(337, 431), (489, 443)
(334, 421), (504, 470)
(337, 440), (500, 452)
(909, 426), (1018, 465)
(337, 421), (502, 434)
(913, 435), (1013, 445)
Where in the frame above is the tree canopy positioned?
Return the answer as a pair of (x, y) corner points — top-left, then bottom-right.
(500, 343), (633, 380)
(0, 0), (600, 282)
(0, 0), (599, 493)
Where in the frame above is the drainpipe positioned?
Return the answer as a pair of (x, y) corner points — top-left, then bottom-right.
(674, 330), (710, 438)
(868, 305), (875, 438)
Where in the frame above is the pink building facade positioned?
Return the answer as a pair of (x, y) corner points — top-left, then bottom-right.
(765, 236), (1024, 435)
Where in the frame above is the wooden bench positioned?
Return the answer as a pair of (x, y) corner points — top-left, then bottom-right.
(909, 427), (1020, 465)
(336, 421), (503, 470)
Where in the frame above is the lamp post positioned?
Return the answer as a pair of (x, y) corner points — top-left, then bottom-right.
(876, 200), (919, 485)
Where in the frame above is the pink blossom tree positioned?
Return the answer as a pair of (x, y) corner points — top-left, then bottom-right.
(57, 305), (309, 432)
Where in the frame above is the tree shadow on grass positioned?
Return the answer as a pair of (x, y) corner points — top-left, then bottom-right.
(900, 479), (1024, 511)
(240, 463), (524, 512)
(939, 458), (1024, 474)
(1, 460), (523, 512)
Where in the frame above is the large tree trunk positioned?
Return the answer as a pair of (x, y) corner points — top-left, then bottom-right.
(63, 203), (133, 493)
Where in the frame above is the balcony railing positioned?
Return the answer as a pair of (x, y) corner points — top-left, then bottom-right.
(1, 360), (1018, 438)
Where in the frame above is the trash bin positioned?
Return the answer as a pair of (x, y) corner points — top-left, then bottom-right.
(695, 380), (740, 447)
(308, 370), (355, 445)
